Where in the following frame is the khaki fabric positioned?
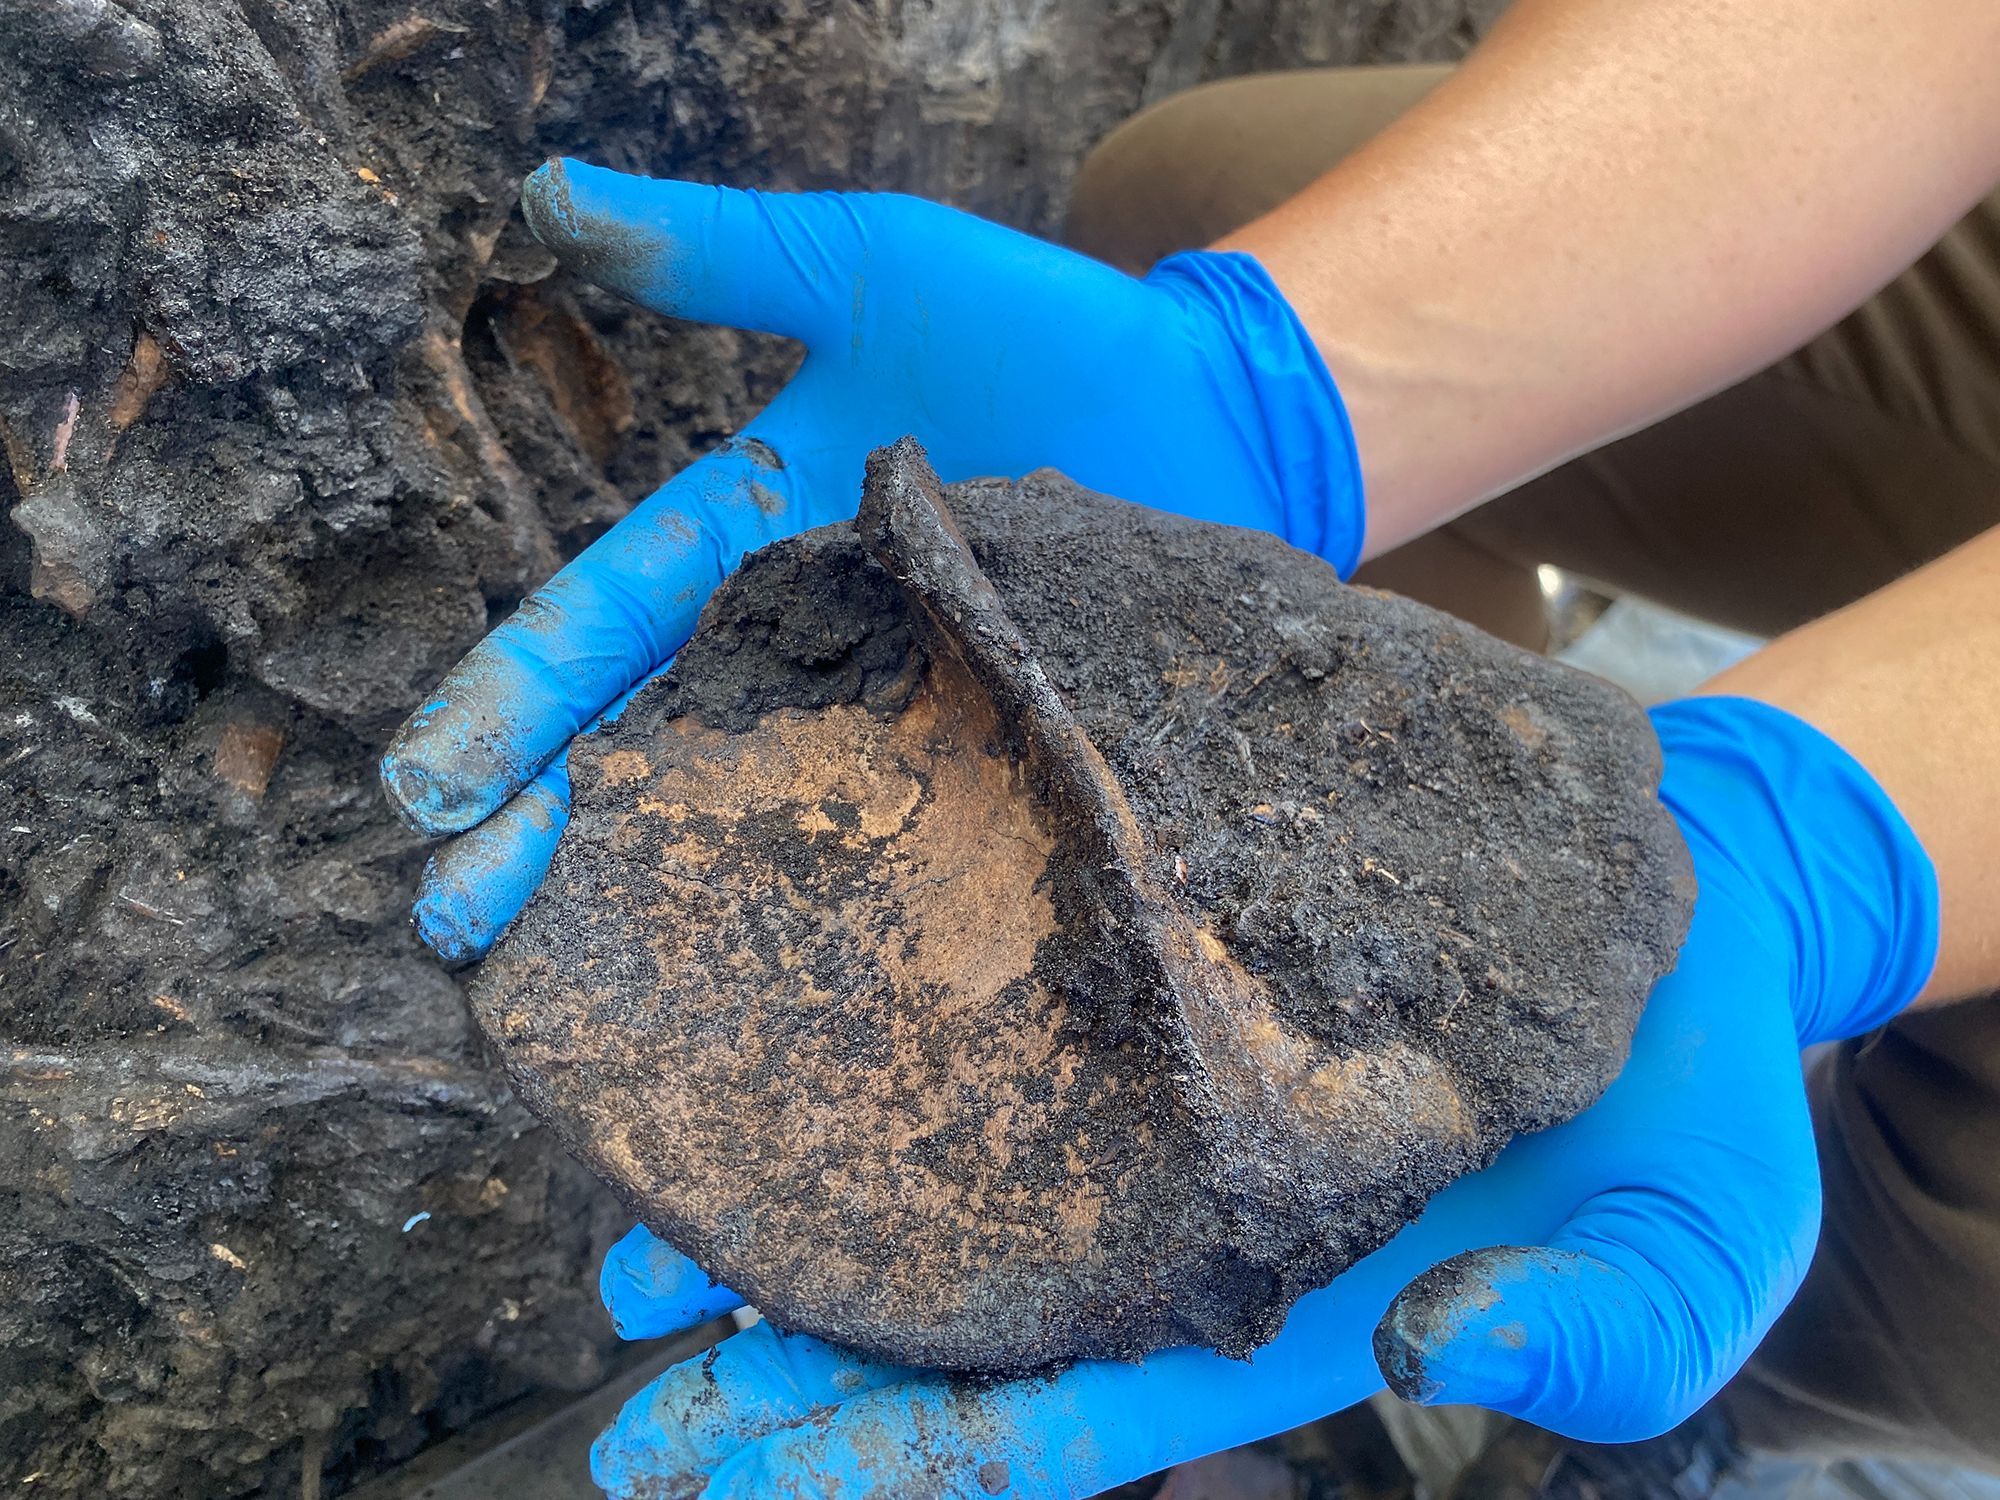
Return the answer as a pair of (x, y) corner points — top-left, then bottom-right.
(1066, 66), (2000, 1467)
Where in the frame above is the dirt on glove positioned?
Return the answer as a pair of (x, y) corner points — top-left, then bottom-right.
(470, 438), (1695, 1372)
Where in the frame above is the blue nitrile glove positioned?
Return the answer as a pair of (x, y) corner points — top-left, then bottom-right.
(580, 695), (1937, 1499)
(379, 158), (1362, 960)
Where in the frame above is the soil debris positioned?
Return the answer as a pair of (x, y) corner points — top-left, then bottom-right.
(0, 1), (1508, 1489)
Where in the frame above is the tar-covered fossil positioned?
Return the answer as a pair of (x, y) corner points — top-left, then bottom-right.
(471, 438), (1694, 1372)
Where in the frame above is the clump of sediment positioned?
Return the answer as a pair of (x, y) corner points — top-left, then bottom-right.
(471, 438), (1693, 1372)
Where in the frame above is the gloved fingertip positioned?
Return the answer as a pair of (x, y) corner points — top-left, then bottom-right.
(411, 867), (495, 964)
(601, 1224), (745, 1339)
(1373, 1247), (1557, 1412)
(520, 156), (582, 247)
(592, 1399), (703, 1500)
(1371, 1309), (1444, 1406)
(379, 749), (459, 837)
(519, 156), (676, 307)
(382, 728), (521, 837)
(587, 1425), (629, 1499)
(407, 771), (569, 962)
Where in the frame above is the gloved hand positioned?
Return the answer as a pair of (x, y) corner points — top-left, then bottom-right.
(582, 694), (1937, 1499)
(379, 159), (1361, 960)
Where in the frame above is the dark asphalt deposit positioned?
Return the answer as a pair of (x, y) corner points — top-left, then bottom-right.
(472, 439), (1694, 1372)
(2, 3), (1519, 1489)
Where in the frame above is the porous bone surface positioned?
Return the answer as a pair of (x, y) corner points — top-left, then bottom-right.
(473, 443), (1693, 1371)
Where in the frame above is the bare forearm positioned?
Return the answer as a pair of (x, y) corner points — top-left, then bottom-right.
(1704, 525), (2000, 1007)
(1221, 0), (2000, 557)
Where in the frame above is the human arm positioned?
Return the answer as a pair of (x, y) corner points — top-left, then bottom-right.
(1700, 524), (2000, 1006)
(1221, 0), (2000, 553)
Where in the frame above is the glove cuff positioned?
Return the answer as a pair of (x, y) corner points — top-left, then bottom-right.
(1650, 695), (1940, 1046)
(1144, 250), (1366, 577)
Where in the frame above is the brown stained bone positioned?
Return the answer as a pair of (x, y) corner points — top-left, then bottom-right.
(487, 287), (636, 466)
(212, 721), (285, 799)
(340, 14), (469, 85)
(107, 331), (168, 433)
(472, 439), (1695, 1371)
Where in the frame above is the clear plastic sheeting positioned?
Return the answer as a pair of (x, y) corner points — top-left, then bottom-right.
(1558, 594), (1764, 705)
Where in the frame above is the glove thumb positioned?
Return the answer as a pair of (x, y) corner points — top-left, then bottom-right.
(1372, 1212), (1810, 1444)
